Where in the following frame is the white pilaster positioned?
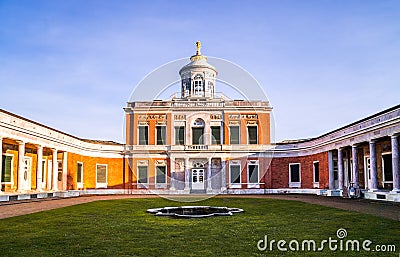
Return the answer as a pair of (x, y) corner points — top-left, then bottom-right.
(391, 135), (400, 192)
(221, 159), (227, 191)
(52, 149), (58, 191)
(17, 141), (26, 192)
(337, 148), (344, 190)
(184, 157), (190, 191)
(352, 145), (359, 188)
(369, 140), (378, 191)
(207, 157), (212, 193)
(36, 145), (43, 191)
(170, 157), (175, 190)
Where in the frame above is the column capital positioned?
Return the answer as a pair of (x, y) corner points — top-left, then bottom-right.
(391, 134), (399, 140)
(36, 144), (43, 149)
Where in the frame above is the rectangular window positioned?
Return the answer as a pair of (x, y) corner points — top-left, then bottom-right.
(333, 160), (338, 180)
(96, 164), (107, 188)
(247, 126), (258, 144)
(382, 154), (393, 181)
(156, 126), (166, 145)
(248, 163), (259, 184)
(230, 126), (240, 144)
(230, 165), (241, 184)
(175, 126), (185, 145)
(211, 126), (221, 145)
(1, 155), (13, 183)
(289, 163), (301, 188)
(138, 166), (148, 184)
(156, 166), (166, 184)
(138, 126), (148, 145)
(77, 162), (83, 183)
(57, 161), (63, 182)
(313, 162), (320, 183)
(192, 128), (204, 145)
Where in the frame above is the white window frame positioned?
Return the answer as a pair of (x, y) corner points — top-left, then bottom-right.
(247, 124), (258, 145)
(313, 161), (319, 188)
(174, 125), (185, 145)
(138, 124), (149, 145)
(76, 162), (84, 189)
(156, 125), (167, 145)
(229, 161), (241, 188)
(289, 163), (301, 188)
(137, 165), (149, 186)
(210, 125), (222, 145)
(96, 164), (108, 188)
(1, 154), (14, 186)
(382, 152), (393, 187)
(155, 165), (167, 187)
(247, 160), (259, 188)
(41, 159), (46, 189)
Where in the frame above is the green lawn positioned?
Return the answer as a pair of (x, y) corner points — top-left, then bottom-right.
(0, 197), (399, 257)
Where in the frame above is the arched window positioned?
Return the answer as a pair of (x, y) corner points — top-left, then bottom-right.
(192, 118), (205, 145)
(192, 74), (204, 96)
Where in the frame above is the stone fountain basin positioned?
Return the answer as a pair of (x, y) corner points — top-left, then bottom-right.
(147, 206), (244, 218)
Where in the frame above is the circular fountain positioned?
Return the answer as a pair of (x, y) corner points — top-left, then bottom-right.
(147, 206), (244, 218)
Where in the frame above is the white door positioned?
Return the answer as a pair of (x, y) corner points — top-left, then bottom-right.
(192, 169), (205, 190)
(364, 157), (371, 190)
(23, 157), (32, 190)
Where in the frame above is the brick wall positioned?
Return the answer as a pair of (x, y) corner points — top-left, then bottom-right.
(269, 152), (329, 189)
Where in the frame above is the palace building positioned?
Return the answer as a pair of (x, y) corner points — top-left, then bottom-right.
(1, 43), (400, 202)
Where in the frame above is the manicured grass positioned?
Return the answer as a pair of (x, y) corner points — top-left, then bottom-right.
(0, 197), (399, 256)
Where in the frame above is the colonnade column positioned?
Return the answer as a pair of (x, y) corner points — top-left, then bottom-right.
(184, 157), (190, 191)
(337, 148), (344, 190)
(170, 157), (175, 190)
(221, 159), (227, 192)
(328, 150), (335, 190)
(391, 135), (400, 192)
(36, 145), (43, 191)
(17, 141), (26, 192)
(0, 137), (3, 193)
(52, 149), (58, 191)
(207, 157), (212, 193)
(352, 145), (359, 188)
(369, 140), (378, 191)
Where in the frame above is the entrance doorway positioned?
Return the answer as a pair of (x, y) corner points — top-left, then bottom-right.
(192, 169), (205, 190)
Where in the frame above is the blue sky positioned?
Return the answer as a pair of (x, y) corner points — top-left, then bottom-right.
(0, 0), (399, 143)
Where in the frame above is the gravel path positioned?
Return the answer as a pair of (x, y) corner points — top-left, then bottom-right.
(0, 194), (399, 221)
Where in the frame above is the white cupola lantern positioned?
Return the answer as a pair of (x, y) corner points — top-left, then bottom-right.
(179, 41), (217, 99)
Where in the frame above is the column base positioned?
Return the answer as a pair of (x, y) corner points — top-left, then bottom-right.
(390, 189), (400, 194)
(368, 188), (379, 192)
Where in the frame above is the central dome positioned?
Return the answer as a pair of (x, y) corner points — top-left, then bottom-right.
(179, 41), (218, 99)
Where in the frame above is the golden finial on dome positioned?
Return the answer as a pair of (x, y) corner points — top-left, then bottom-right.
(196, 41), (201, 55)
